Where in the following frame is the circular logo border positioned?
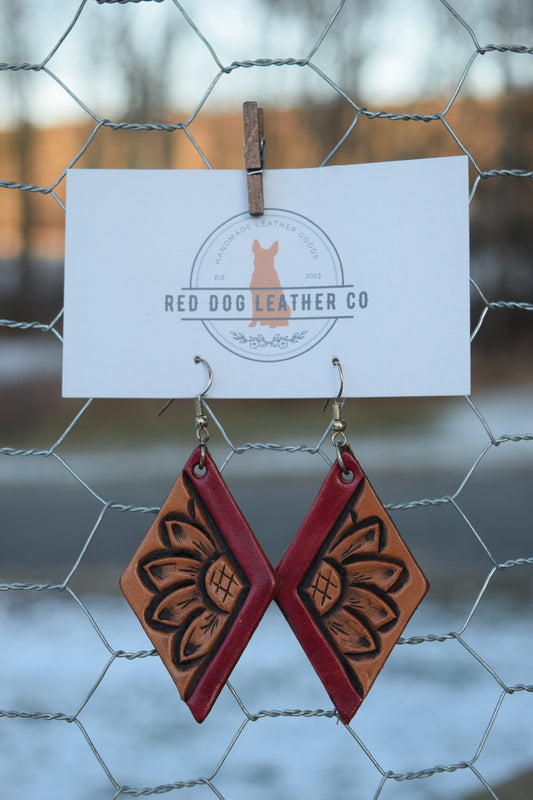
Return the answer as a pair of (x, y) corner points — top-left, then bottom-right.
(190, 208), (345, 363)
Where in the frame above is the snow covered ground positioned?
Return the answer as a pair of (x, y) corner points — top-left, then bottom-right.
(0, 592), (531, 800)
(1, 342), (532, 797)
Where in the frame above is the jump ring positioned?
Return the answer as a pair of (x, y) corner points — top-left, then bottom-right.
(199, 443), (206, 470)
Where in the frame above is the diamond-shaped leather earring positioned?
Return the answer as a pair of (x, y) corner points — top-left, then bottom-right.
(276, 358), (429, 723)
(120, 357), (278, 722)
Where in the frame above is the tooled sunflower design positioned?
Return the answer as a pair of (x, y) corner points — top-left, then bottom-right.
(299, 509), (407, 695)
(138, 490), (249, 701)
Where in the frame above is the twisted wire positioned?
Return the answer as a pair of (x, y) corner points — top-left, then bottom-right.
(1, 1), (532, 798)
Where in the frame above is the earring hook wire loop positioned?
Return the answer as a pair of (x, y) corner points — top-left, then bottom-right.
(332, 357), (344, 402)
(194, 356), (213, 470)
(194, 355), (213, 398)
(330, 357), (349, 475)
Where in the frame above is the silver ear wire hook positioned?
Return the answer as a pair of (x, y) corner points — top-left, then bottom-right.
(330, 357), (349, 475)
(156, 356), (214, 419)
(333, 357), (344, 403)
(321, 357), (344, 413)
(194, 356), (212, 470)
(194, 355), (213, 396)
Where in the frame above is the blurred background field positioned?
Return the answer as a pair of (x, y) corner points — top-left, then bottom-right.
(1, 1), (532, 799)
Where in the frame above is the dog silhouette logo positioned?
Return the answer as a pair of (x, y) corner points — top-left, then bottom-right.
(249, 239), (291, 328)
(188, 209), (346, 362)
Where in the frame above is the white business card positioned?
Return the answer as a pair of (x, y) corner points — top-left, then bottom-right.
(63, 157), (470, 399)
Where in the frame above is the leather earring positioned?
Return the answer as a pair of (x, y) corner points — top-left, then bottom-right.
(275, 358), (429, 723)
(120, 357), (278, 722)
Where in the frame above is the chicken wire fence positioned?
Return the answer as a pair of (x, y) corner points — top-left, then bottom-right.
(1, 0), (533, 798)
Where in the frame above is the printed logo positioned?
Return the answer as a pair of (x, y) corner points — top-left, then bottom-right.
(164, 209), (368, 362)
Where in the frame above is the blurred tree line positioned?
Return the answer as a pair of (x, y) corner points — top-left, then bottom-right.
(1, 0), (532, 355)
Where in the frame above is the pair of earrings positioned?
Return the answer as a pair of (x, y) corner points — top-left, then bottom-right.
(120, 357), (428, 723)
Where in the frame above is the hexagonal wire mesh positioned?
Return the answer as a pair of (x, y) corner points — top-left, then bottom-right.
(1, 0), (532, 798)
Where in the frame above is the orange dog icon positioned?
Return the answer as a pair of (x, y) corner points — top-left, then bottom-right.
(249, 239), (291, 328)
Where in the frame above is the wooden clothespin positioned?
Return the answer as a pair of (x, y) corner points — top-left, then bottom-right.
(243, 101), (264, 216)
